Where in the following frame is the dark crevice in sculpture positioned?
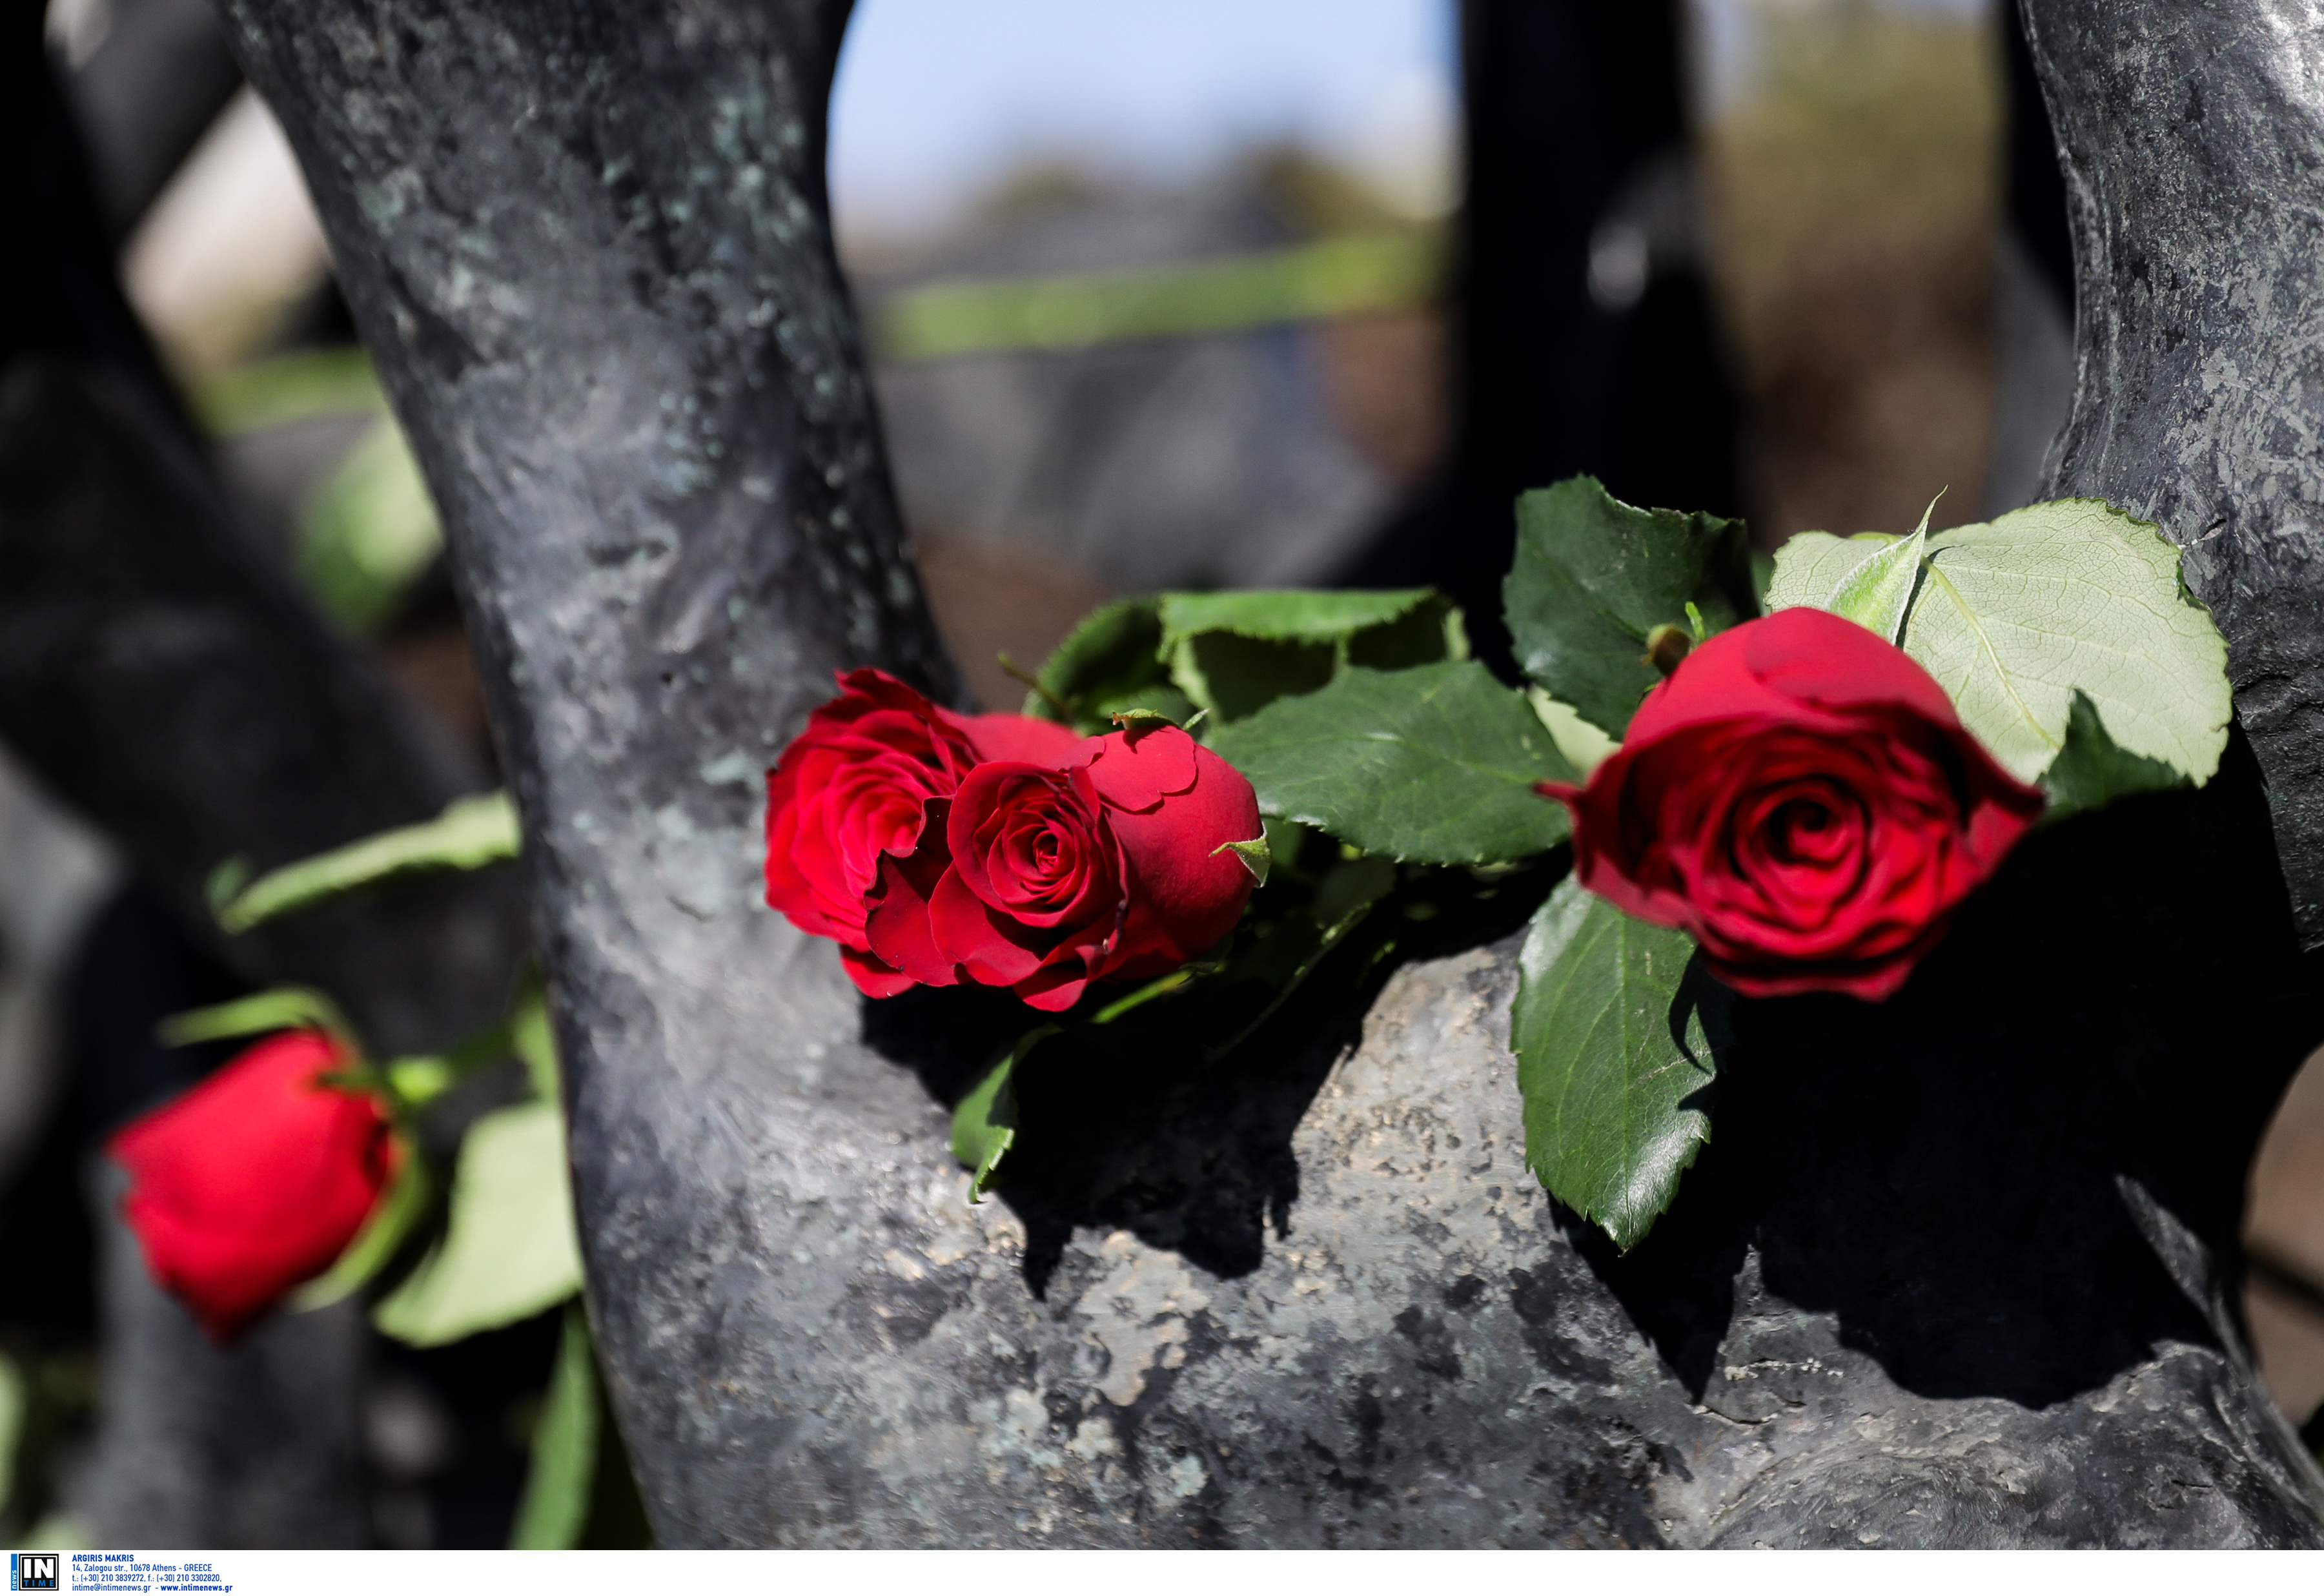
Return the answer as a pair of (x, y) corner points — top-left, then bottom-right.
(1, 24), (193, 449)
(2001, 0), (2074, 314)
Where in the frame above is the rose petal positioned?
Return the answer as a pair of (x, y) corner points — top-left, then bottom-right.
(1013, 956), (1096, 1012)
(764, 671), (981, 953)
(962, 713), (1085, 768)
(862, 803), (961, 989)
(1080, 724), (1201, 813)
(840, 945), (919, 999)
(1101, 742), (1261, 972)
(931, 867), (1046, 987)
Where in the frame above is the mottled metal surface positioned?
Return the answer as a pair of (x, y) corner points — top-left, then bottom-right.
(221, 0), (2324, 1545)
(2027, 0), (2324, 945)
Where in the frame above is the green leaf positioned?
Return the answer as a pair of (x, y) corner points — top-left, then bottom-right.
(1159, 588), (1466, 724)
(1514, 879), (1729, 1249)
(511, 983), (562, 1107)
(158, 987), (356, 1054)
(1826, 494), (1934, 642)
(194, 345), (385, 437)
(1106, 707), (1183, 737)
(386, 1056), (456, 1104)
(1168, 630), (1336, 722)
(1097, 683), (1198, 732)
(298, 416), (444, 636)
(290, 1153), (434, 1311)
(373, 1100), (584, 1347)
(1346, 593), (1469, 671)
(511, 1300), (599, 1550)
(1504, 476), (1757, 738)
(204, 856), (252, 917)
(1762, 530), (1887, 603)
(1206, 661), (1577, 865)
(380, 1010), (525, 1112)
(1525, 688), (1619, 777)
(217, 791), (520, 934)
(1768, 498), (2231, 785)
(2040, 690), (2185, 824)
(951, 1027), (1057, 1202)
(1026, 598), (1177, 730)
(1159, 588), (1437, 648)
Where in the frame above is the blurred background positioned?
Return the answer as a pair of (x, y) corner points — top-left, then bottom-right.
(1, 0), (2319, 1548)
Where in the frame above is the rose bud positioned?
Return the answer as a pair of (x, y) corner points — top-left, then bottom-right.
(1540, 606), (2044, 1001)
(866, 723), (1262, 1010)
(1079, 722), (1263, 983)
(107, 1029), (397, 1344)
(764, 668), (1080, 997)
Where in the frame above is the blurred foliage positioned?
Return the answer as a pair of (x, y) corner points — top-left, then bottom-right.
(1246, 145), (1429, 241)
(297, 418), (443, 636)
(511, 1304), (599, 1548)
(0, 1350), (25, 1516)
(1707, 1), (2000, 381)
(1702, 0), (2001, 538)
(876, 234), (1438, 362)
(192, 346), (385, 436)
(504, 1304), (651, 1548)
(372, 1100), (584, 1348)
(210, 792), (518, 935)
(196, 349), (446, 637)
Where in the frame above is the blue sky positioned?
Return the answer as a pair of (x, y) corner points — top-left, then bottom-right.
(828, 0), (1460, 239)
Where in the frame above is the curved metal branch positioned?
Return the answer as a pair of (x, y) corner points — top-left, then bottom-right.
(2027, 0), (2324, 947)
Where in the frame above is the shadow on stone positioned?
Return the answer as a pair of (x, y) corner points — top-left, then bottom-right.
(861, 859), (1564, 1296)
(1581, 732), (2320, 1410)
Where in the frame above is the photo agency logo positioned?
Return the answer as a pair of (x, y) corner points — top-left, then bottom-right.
(9, 1553), (57, 1591)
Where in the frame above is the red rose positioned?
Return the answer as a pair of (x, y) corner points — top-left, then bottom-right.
(107, 1029), (396, 1344)
(1082, 722), (1265, 982)
(866, 723), (1262, 1010)
(1541, 607), (2044, 1001)
(764, 669), (1080, 997)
